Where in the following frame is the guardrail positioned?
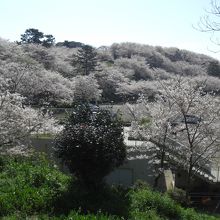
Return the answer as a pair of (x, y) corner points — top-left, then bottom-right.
(189, 192), (220, 213)
(124, 127), (220, 183)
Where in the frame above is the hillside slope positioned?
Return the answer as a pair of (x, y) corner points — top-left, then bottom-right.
(1, 38), (220, 105)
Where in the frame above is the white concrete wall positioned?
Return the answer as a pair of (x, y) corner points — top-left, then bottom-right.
(106, 159), (155, 187)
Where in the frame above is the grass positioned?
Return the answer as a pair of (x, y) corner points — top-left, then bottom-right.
(2, 211), (121, 220)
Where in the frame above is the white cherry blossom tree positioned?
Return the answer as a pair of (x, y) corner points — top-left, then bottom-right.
(72, 74), (102, 102)
(0, 90), (58, 150)
(129, 77), (220, 195)
(0, 62), (74, 105)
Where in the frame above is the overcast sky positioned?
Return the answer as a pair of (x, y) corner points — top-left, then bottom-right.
(1, 0), (220, 60)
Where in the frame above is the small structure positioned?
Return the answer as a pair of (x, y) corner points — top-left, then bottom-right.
(106, 127), (220, 192)
(29, 126), (220, 193)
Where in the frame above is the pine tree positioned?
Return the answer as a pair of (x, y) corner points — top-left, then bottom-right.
(73, 45), (98, 75)
(20, 28), (44, 44)
(20, 28), (55, 47)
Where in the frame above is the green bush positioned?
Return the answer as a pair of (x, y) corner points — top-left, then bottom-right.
(0, 154), (71, 216)
(128, 187), (182, 219)
(128, 185), (219, 220)
(0, 156), (218, 220)
(2, 211), (121, 220)
(179, 208), (219, 220)
(129, 209), (164, 220)
(65, 211), (121, 220)
(132, 179), (151, 190)
(54, 183), (129, 218)
(54, 103), (126, 188)
(166, 187), (188, 206)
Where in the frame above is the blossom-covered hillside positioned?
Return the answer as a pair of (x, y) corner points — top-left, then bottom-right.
(1, 38), (220, 106)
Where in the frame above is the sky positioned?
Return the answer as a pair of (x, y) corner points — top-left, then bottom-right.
(1, 0), (220, 60)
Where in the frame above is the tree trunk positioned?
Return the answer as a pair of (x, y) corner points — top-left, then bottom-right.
(185, 165), (193, 202)
(153, 173), (161, 188)
(154, 149), (165, 189)
(153, 130), (167, 189)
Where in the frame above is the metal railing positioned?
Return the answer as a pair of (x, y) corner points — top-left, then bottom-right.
(124, 127), (220, 183)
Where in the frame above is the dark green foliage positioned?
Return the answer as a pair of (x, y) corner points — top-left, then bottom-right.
(163, 47), (183, 62)
(128, 185), (182, 219)
(54, 182), (130, 218)
(129, 210), (163, 220)
(42, 35), (55, 48)
(61, 211), (121, 220)
(207, 61), (220, 77)
(72, 45), (98, 75)
(167, 187), (188, 206)
(20, 28), (55, 47)
(147, 53), (164, 69)
(21, 28), (44, 44)
(1, 172), (219, 219)
(0, 154), (70, 216)
(56, 40), (84, 48)
(3, 211), (121, 220)
(128, 184), (218, 220)
(55, 103), (126, 188)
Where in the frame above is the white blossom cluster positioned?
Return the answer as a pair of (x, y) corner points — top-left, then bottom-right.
(129, 77), (220, 178)
(0, 85), (58, 150)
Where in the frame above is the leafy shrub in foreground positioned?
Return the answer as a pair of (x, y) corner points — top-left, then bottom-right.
(128, 185), (219, 220)
(54, 183), (130, 217)
(128, 187), (181, 218)
(2, 211), (121, 220)
(166, 187), (188, 206)
(66, 211), (121, 220)
(0, 156), (218, 220)
(129, 209), (164, 220)
(0, 154), (71, 216)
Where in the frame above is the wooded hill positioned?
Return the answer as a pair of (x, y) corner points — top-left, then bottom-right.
(1, 38), (220, 106)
